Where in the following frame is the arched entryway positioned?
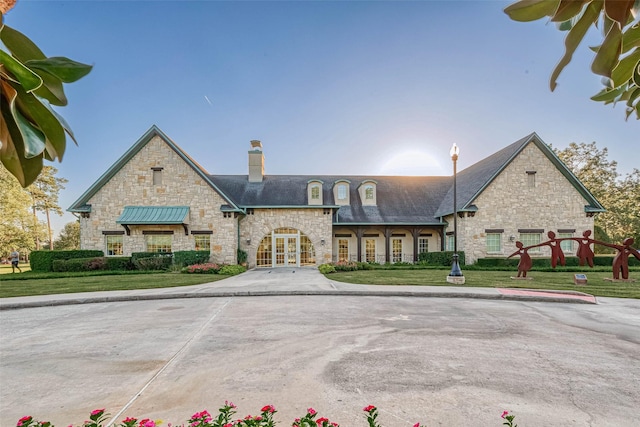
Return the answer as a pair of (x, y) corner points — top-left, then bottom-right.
(256, 228), (316, 267)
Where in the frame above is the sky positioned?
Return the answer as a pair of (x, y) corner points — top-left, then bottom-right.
(3, 0), (639, 237)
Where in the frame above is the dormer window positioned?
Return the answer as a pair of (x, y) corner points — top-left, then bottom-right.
(359, 180), (377, 206)
(307, 180), (324, 205)
(333, 180), (351, 205)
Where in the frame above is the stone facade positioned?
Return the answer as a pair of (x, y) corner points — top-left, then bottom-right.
(444, 143), (594, 264)
(79, 136), (238, 264)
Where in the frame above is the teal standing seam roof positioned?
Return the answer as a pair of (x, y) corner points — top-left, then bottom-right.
(117, 206), (190, 224)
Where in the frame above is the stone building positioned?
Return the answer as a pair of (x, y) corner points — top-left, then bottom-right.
(68, 126), (604, 267)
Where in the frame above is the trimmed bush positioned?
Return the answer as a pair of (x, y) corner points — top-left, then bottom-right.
(131, 252), (172, 263)
(181, 263), (221, 274)
(333, 260), (359, 271)
(105, 257), (134, 271)
(173, 250), (210, 267)
(418, 251), (465, 266)
(318, 263), (336, 274)
(134, 256), (173, 271)
(218, 264), (246, 276)
(30, 250), (104, 272)
(52, 257), (107, 272)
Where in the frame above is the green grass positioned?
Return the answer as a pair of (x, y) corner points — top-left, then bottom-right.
(0, 272), (228, 298)
(326, 269), (640, 299)
(0, 263), (31, 274)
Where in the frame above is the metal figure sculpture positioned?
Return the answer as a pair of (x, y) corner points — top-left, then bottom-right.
(507, 232), (639, 281)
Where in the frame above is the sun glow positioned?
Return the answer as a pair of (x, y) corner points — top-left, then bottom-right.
(379, 150), (447, 176)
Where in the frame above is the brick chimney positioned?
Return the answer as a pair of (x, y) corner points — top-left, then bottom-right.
(248, 140), (264, 182)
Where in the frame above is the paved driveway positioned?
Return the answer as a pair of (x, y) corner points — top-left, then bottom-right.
(1, 268), (639, 426)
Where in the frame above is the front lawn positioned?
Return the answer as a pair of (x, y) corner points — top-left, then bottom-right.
(325, 268), (640, 299)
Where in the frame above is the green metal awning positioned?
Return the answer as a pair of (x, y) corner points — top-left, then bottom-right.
(117, 206), (190, 235)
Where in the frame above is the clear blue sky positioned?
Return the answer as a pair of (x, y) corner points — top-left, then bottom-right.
(4, 1), (639, 236)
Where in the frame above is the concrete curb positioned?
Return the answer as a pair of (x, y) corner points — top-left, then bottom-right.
(0, 289), (598, 310)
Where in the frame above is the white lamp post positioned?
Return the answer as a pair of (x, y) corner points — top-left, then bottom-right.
(447, 143), (465, 284)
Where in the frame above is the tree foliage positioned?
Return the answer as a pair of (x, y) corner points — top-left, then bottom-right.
(0, 10), (92, 187)
(53, 221), (80, 250)
(505, 0), (640, 120)
(26, 165), (67, 249)
(555, 142), (640, 248)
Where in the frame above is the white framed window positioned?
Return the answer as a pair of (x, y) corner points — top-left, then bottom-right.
(194, 235), (211, 251)
(311, 185), (320, 200)
(446, 235), (455, 251)
(365, 239), (376, 262)
(392, 239), (402, 263)
(365, 185), (374, 200)
(106, 235), (123, 256)
(559, 232), (573, 252)
(520, 233), (541, 253)
(338, 184), (347, 200)
(146, 235), (172, 253)
(486, 233), (501, 253)
(338, 239), (349, 262)
(418, 237), (429, 254)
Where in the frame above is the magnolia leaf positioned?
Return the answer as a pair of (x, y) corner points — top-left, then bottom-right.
(552, 0), (589, 22)
(604, 0), (635, 26)
(26, 57), (93, 83)
(0, 49), (42, 92)
(504, 0), (560, 22)
(592, 23), (622, 77)
(551, 0), (603, 91)
(626, 87), (640, 107)
(11, 82), (65, 160)
(590, 84), (628, 101)
(622, 23), (640, 53)
(611, 49), (640, 85)
(0, 23), (46, 62)
(39, 97), (78, 145)
(32, 68), (67, 106)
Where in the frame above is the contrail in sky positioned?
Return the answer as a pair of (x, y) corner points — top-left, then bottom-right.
(204, 96), (212, 105)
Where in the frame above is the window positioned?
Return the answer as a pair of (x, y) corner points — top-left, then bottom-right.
(418, 237), (429, 254)
(559, 232), (573, 252)
(392, 239), (403, 263)
(300, 235), (316, 265)
(520, 233), (541, 253)
(152, 168), (163, 185)
(338, 239), (349, 262)
(106, 235), (123, 256)
(338, 184), (347, 200)
(446, 235), (455, 251)
(256, 235), (272, 266)
(365, 185), (374, 200)
(365, 239), (376, 263)
(146, 234), (172, 253)
(311, 185), (320, 200)
(194, 235), (210, 251)
(486, 233), (501, 253)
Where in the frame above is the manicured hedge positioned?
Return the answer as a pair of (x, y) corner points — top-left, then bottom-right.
(476, 255), (639, 268)
(53, 257), (106, 272)
(173, 250), (210, 267)
(131, 252), (172, 263)
(30, 250), (104, 272)
(418, 251), (466, 266)
(105, 256), (135, 271)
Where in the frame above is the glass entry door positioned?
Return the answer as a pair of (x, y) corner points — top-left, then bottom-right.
(274, 234), (299, 267)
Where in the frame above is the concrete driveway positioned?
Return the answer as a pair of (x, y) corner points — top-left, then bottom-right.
(1, 268), (639, 426)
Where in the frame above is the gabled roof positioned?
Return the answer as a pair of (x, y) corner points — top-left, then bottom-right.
(68, 126), (239, 212)
(209, 174), (450, 225)
(434, 133), (605, 217)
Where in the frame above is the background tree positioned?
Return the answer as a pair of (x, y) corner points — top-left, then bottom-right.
(555, 142), (640, 252)
(26, 165), (68, 250)
(505, 0), (640, 120)
(53, 220), (80, 250)
(0, 164), (46, 258)
(0, 6), (92, 187)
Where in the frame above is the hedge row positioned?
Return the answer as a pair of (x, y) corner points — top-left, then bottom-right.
(418, 251), (466, 266)
(30, 250), (104, 272)
(475, 255), (640, 268)
(53, 257), (135, 272)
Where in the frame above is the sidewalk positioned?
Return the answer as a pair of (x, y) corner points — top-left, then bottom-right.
(0, 267), (598, 310)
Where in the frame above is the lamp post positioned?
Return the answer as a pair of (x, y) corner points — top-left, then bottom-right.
(447, 143), (465, 284)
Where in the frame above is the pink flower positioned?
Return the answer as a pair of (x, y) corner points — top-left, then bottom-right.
(123, 417), (137, 423)
(223, 424), (233, 427)
(139, 419), (155, 427)
(307, 408), (317, 416)
(316, 417), (329, 425)
(91, 409), (105, 416)
(261, 405), (276, 413)
(17, 416), (33, 426)
(331, 423), (339, 427)
(363, 405), (376, 412)
(501, 411), (509, 419)
(225, 400), (237, 409)
(413, 424), (420, 427)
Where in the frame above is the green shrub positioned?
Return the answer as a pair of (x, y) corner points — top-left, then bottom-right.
(105, 256), (134, 271)
(218, 264), (246, 276)
(52, 257), (107, 272)
(181, 262), (221, 274)
(173, 250), (210, 267)
(131, 252), (172, 262)
(333, 261), (359, 271)
(418, 251), (465, 266)
(237, 248), (248, 264)
(318, 263), (336, 274)
(134, 256), (173, 271)
(30, 250), (104, 272)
